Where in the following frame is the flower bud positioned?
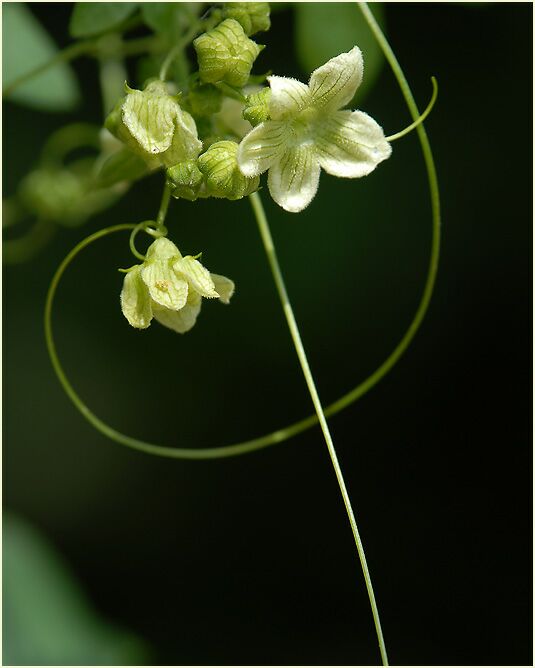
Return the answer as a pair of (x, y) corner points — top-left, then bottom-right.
(167, 160), (206, 201)
(198, 140), (259, 200)
(223, 2), (271, 36)
(242, 87), (271, 126)
(193, 19), (263, 88)
(184, 83), (223, 118)
(105, 80), (203, 169)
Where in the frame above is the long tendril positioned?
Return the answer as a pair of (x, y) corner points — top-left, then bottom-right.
(45, 5), (441, 462)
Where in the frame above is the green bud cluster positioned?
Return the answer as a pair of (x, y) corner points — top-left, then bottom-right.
(222, 3), (271, 36)
(167, 140), (259, 202)
(193, 19), (263, 89)
(242, 87), (271, 126)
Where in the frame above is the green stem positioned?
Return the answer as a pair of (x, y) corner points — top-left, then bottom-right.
(159, 22), (202, 82)
(44, 0), (441, 473)
(385, 76), (438, 142)
(249, 192), (389, 666)
(3, 34), (161, 99)
(156, 181), (172, 231)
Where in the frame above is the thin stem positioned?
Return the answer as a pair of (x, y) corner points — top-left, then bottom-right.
(248, 192), (389, 666)
(159, 22), (202, 82)
(214, 81), (247, 103)
(3, 34), (161, 99)
(44, 1), (441, 468)
(385, 76), (438, 142)
(156, 181), (172, 231)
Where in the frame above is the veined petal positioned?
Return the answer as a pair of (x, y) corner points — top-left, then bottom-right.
(141, 259), (188, 310)
(267, 145), (320, 212)
(163, 107), (203, 167)
(174, 256), (219, 299)
(315, 110), (392, 178)
(120, 265), (153, 329)
(237, 120), (288, 177)
(145, 237), (181, 262)
(267, 76), (311, 120)
(309, 47), (363, 112)
(122, 85), (178, 155)
(211, 273), (235, 304)
(152, 293), (202, 334)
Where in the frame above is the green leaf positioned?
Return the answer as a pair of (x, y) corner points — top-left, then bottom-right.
(295, 3), (386, 104)
(97, 147), (151, 188)
(2, 4), (80, 112)
(69, 2), (138, 38)
(3, 513), (149, 665)
(141, 2), (183, 37)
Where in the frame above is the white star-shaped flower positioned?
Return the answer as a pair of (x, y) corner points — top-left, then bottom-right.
(121, 237), (234, 334)
(237, 47), (392, 212)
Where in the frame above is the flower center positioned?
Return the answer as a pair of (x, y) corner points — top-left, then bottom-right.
(288, 107), (322, 148)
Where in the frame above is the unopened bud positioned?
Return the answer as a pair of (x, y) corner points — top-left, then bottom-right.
(167, 160), (206, 201)
(198, 140), (259, 200)
(223, 3), (271, 36)
(242, 87), (271, 126)
(184, 83), (223, 118)
(193, 19), (263, 88)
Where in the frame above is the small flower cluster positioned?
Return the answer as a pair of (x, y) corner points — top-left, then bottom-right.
(121, 237), (234, 334)
(108, 2), (392, 333)
(104, 3), (391, 214)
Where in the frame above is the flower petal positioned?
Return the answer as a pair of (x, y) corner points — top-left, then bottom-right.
(152, 293), (202, 334)
(120, 265), (153, 329)
(267, 145), (320, 212)
(174, 256), (219, 299)
(315, 110), (392, 178)
(145, 237), (181, 262)
(163, 107), (203, 167)
(267, 76), (311, 120)
(309, 47), (363, 112)
(211, 273), (235, 304)
(237, 120), (288, 177)
(122, 83), (178, 155)
(141, 259), (188, 310)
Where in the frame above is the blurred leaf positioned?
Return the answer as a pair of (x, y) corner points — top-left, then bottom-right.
(69, 2), (138, 38)
(3, 513), (149, 665)
(141, 3), (203, 42)
(141, 2), (182, 35)
(295, 3), (386, 103)
(2, 4), (80, 112)
(97, 148), (151, 188)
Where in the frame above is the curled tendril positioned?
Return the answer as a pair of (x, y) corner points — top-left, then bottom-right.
(128, 220), (168, 261)
(44, 1), (441, 461)
(385, 76), (438, 143)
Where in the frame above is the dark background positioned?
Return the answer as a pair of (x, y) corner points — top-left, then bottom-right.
(4, 3), (532, 665)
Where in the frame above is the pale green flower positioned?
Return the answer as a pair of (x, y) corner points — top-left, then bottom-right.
(121, 237), (234, 334)
(237, 47), (392, 213)
(106, 81), (203, 169)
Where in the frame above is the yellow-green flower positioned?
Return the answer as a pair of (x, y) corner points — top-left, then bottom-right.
(121, 238), (234, 334)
